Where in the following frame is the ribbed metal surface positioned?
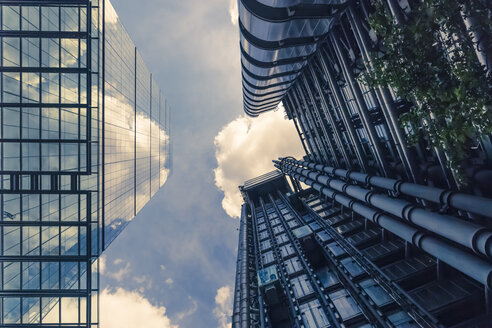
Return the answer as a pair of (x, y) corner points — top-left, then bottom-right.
(238, 0), (350, 116)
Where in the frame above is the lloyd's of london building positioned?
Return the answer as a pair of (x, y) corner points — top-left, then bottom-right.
(234, 0), (492, 327)
(0, 0), (171, 326)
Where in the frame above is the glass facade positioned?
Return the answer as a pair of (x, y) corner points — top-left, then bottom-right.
(102, 0), (170, 248)
(0, 0), (171, 326)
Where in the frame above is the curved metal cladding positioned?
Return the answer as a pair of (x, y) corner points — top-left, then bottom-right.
(238, 0), (350, 116)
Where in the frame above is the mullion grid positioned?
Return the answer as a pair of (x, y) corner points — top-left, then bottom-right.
(0, 2), (92, 326)
(0, 6), (90, 177)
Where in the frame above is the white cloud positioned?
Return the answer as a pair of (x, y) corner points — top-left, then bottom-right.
(165, 278), (174, 286)
(113, 258), (124, 265)
(100, 288), (178, 328)
(229, 0), (238, 26)
(175, 296), (198, 322)
(213, 285), (233, 328)
(107, 260), (131, 282)
(214, 109), (305, 218)
(132, 275), (153, 292)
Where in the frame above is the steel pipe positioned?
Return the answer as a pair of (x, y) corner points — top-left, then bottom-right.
(284, 96), (310, 157)
(293, 84), (332, 164)
(346, 5), (420, 184)
(328, 31), (390, 176)
(290, 90), (326, 164)
(232, 204), (250, 328)
(305, 68), (351, 169)
(276, 163), (492, 289)
(300, 74), (341, 167)
(294, 158), (492, 218)
(277, 159), (492, 259)
(316, 50), (368, 172)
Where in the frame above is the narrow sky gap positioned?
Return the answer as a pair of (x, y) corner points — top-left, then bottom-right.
(100, 1), (302, 327)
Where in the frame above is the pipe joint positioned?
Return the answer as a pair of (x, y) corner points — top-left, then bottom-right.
(473, 229), (492, 258)
(412, 231), (428, 248)
(373, 211), (383, 225)
(439, 190), (455, 212)
(392, 179), (403, 196)
(323, 166), (335, 175)
(348, 199), (355, 210)
(341, 182), (350, 195)
(308, 171), (321, 182)
(365, 190), (376, 204)
(402, 203), (417, 222)
(334, 168), (348, 179)
(314, 164), (324, 172)
(328, 189), (339, 201)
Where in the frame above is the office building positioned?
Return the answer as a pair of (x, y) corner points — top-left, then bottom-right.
(239, 0), (492, 192)
(0, 0), (171, 326)
(233, 169), (492, 327)
(234, 0), (492, 327)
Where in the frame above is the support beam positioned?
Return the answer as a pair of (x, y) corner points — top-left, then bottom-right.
(316, 51), (369, 172)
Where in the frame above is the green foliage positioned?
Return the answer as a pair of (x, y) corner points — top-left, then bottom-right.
(366, 0), (492, 185)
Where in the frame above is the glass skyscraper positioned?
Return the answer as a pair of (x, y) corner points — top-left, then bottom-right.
(0, 0), (171, 326)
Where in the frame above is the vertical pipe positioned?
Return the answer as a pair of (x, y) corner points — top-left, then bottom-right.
(288, 92), (322, 163)
(486, 287), (492, 321)
(294, 84), (332, 164)
(347, 5), (420, 183)
(316, 51), (368, 172)
(284, 96), (310, 157)
(385, 0), (405, 24)
(232, 208), (245, 328)
(305, 67), (352, 169)
(238, 205), (250, 328)
(329, 31), (391, 176)
(291, 87), (329, 164)
(300, 74), (340, 167)
(460, 4), (492, 74)
(379, 0), (455, 188)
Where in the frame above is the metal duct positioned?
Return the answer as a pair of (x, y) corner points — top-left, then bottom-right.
(232, 205), (251, 328)
(291, 158), (492, 219)
(275, 162), (492, 289)
(277, 159), (492, 259)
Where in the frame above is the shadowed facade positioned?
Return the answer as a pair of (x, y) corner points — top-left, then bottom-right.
(234, 0), (492, 327)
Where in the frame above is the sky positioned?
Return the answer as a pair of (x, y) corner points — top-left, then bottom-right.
(99, 1), (303, 327)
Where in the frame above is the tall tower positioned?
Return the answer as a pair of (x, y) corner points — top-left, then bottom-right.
(235, 1), (492, 326)
(0, 0), (171, 326)
(234, 170), (492, 327)
(238, 0), (492, 193)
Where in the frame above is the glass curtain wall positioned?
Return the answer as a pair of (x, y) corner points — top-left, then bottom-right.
(0, 1), (99, 326)
(0, 0), (171, 326)
(102, 0), (170, 249)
